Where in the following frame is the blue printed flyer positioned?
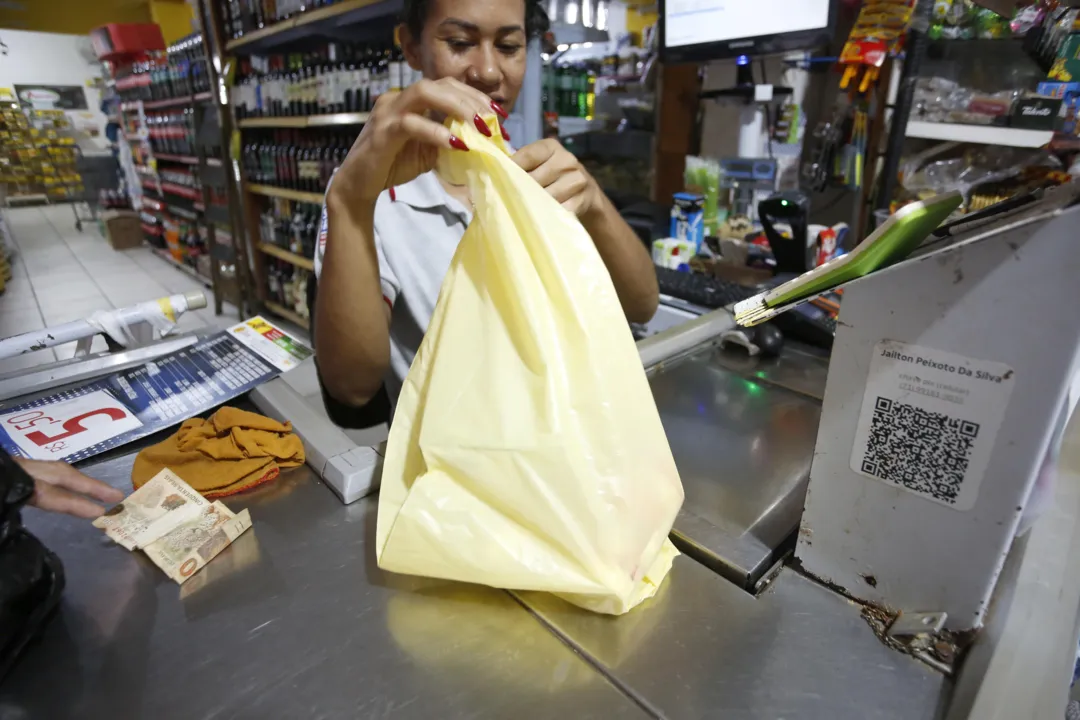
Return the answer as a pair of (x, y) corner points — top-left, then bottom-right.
(0, 316), (312, 463)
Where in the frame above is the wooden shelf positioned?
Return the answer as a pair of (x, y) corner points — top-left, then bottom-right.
(225, 0), (397, 54)
(264, 300), (310, 330)
(259, 243), (315, 271)
(247, 184), (324, 204)
(150, 248), (212, 288)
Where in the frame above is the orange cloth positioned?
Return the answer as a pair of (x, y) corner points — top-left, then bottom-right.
(132, 407), (305, 498)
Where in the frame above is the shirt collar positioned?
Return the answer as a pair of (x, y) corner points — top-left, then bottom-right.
(392, 170), (473, 224)
(390, 148), (512, 219)
(392, 170), (448, 210)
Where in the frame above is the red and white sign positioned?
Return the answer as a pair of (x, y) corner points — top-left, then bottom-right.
(0, 390), (143, 461)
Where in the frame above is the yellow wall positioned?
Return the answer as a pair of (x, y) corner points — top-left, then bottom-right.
(150, 0), (195, 44)
(0, 0), (153, 36)
(622, 0), (657, 44)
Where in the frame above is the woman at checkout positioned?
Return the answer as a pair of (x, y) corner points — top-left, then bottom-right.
(314, 0), (659, 418)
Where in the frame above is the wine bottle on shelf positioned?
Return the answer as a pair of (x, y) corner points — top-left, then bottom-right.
(389, 46), (403, 94)
(331, 45), (347, 114)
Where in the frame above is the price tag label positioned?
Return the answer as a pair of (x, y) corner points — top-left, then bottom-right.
(0, 390), (143, 460)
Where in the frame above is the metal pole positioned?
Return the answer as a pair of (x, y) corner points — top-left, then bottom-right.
(518, 38), (543, 146)
(874, 0), (931, 214)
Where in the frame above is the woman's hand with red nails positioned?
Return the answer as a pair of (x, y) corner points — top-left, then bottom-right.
(330, 78), (495, 208)
(512, 139), (602, 219)
(18, 458), (124, 520)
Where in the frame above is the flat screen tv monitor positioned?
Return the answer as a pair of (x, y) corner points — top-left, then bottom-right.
(659, 0), (838, 64)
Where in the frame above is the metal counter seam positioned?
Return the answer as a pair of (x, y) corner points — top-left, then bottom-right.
(505, 590), (669, 720)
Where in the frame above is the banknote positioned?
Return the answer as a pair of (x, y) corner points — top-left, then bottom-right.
(142, 501), (252, 585)
(93, 469), (209, 550)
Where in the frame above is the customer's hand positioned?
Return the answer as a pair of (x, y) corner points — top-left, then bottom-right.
(513, 139), (603, 220)
(18, 458), (124, 519)
(332, 78), (501, 206)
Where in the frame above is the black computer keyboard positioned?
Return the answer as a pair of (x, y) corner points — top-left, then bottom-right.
(654, 266), (761, 309)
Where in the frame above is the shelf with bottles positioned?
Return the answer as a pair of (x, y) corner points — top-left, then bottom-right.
(259, 242), (315, 271)
(146, 109), (199, 157)
(115, 33), (214, 105)
(232, 41), (414, 121)
(241, 128), (351, 202)
(258, 196), (320, 267)
(147, 213), (213, 283)
(264, 266), (312, 328)
(542, 62), (600, 121)
(223, 0), (401, 55)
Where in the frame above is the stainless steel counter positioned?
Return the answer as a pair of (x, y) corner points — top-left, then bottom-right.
(518, 564), (948, 720)
(0, 344), (951, 719)
(650, 346), (823, 588)
(0, 452), (647, 720)
(0, 438), (949, 720)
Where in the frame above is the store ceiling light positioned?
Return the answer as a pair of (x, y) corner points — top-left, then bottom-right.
(548, 0), (610, 46)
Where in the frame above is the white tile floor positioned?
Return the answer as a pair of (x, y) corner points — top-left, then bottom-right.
(0, 205), (247, 375)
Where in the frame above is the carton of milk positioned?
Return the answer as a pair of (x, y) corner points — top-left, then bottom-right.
(670, 193), (705, 252)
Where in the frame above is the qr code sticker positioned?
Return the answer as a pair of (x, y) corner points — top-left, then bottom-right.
(859, 397), (980, 505)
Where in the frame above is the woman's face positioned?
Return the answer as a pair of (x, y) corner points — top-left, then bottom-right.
(402, 0), (528, 111)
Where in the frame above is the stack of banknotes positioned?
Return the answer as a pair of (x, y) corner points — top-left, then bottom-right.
(93, 468), (252, 584)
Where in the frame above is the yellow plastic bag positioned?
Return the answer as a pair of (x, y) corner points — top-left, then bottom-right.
(375, 117), (684, 615)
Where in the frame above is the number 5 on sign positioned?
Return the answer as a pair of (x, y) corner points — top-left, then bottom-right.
(0, 390), (142, 461)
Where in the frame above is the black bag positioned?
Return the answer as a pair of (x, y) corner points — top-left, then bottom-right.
(0, 450), (64, 681)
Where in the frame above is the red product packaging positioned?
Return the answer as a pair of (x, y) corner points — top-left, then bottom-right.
(90, 24), (165, 62)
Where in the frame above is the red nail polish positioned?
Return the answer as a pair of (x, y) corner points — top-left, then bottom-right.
(501, 125), (510, 142)
(473, 115), (492, 137)
(490, 100), (509, 119)
(449, 135), (469, 151)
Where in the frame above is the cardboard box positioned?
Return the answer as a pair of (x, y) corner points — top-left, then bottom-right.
(101, 210), (142, 250)
(1037, 81), (1080, 135)
(1050, 34), (1080, 82)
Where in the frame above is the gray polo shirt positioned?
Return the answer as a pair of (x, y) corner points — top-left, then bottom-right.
(315, 170), (472, 406)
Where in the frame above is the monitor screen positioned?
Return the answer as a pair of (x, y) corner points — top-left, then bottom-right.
(660, 0), (836, 64)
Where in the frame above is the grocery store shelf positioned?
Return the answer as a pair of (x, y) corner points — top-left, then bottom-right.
(141, 197), (164, 212)
(259, 243), (315, 271)
(264, 300), (310, 330)
(239, 112), (370, 129)
(156, 153), (199, 164)
(167, 204), (201, 221)
(142, 95), (193, 110)
(161, 182), (201, 201)
(150, 248), (212, 288)
(905, 121), (1053, 148)
(247, 184), (324, 204)
(7, 194), (48, 206)
(225, 0), (400, 54)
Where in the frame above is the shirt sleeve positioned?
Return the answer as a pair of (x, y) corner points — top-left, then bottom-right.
(315, 175), (401, 311)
